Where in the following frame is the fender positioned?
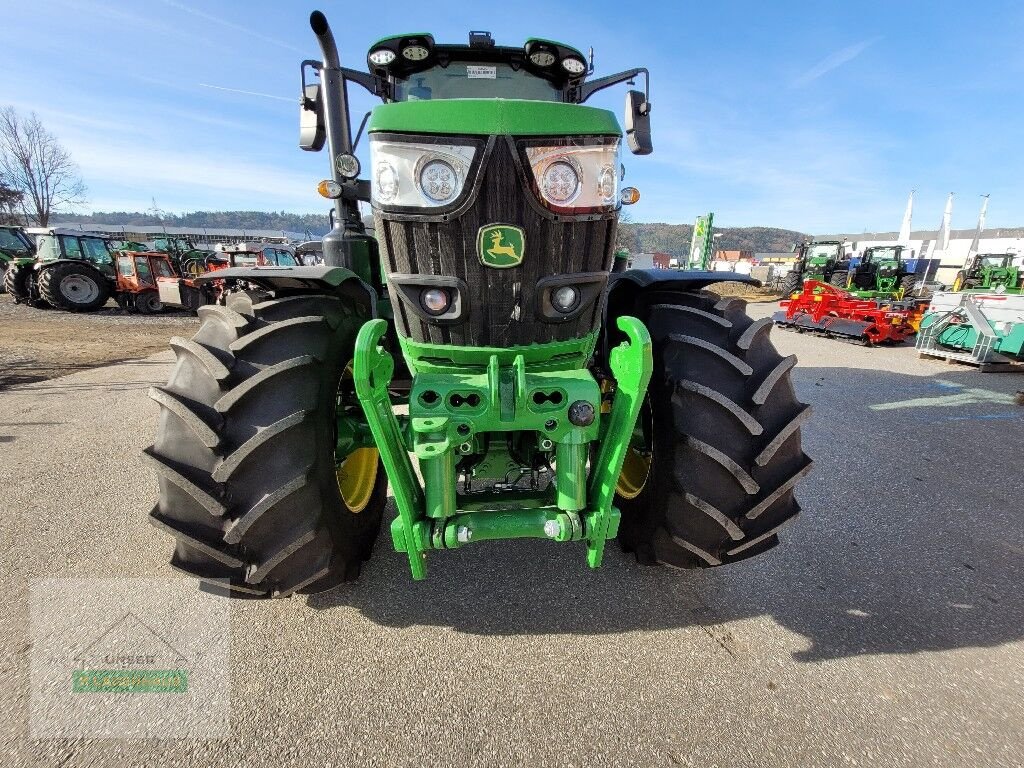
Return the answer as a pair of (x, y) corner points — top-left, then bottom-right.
(35, 258), (112, 279)
(194, 265), (377, 316)
(602, 269), (760, 363)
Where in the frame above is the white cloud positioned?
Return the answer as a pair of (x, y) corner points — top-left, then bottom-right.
(791, 37), (881, 88)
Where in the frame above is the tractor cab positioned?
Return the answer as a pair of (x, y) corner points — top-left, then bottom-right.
(0, 225), (35, 260)
(115, 250), (176, 290)
(797, 240), (849, 283)
(217, 243), (300, 267)
(850, 245), (907, 291)
(34, 229), (116, 279)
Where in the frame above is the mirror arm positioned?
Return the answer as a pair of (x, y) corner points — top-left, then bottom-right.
(576, 67), (649, 104)
(341, 67), (392, 101)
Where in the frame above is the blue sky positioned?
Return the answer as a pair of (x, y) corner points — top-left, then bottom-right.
(2, 0), (1022, 231)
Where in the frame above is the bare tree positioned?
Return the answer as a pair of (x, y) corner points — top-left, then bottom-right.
(0, 106), (87, 227)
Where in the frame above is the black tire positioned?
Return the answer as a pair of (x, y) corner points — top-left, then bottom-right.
(780, 271), (802, 295)
(135, 291), (163, 314)
(3, 264), (31, 303)
(146, 292), (386, 598)
(180, 285), (210, 314)
(898, 274), (917, 297)
(828, 270), (849, 289)
(616, 290), (812, 568)
(38, 262), (111, 311)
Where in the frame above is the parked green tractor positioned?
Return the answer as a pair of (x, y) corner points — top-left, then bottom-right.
(951, 253), (1021, 293)
(147, 12), (811, 596)
(781, 240), (849, 294)
(846, 245), (919, 299)
(0, 225), (35, 295)
(5, 229), (117, 310)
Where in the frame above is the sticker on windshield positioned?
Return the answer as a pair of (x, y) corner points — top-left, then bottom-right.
(467, 65), (496, 79)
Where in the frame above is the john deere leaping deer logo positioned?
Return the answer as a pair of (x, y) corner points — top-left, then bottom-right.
(477, 224), (525, 268)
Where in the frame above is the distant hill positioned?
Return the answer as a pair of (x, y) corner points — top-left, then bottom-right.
(618, 222), (807, 259)
(55, 211), (807, 254)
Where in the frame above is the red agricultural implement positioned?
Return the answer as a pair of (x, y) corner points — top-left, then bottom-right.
(772, 280), (922, 345)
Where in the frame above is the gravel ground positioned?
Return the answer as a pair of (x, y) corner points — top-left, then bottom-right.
(1, 301), (1022, 766)
(0, 294), (198, 388)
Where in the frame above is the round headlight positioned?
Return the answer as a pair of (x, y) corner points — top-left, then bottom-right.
(540, 160), (581, 205)
(421, 287), (450, 315)
(552, 285), (579, 313)
(561, 57), (586, 75)
(529, 51), (556, 67)
(402, 45), (429, 61)
(417, 158), (459, 204)
(597, 164), (616, 204)
(335, 153), (360, 179)
(375, 161), (399, 203)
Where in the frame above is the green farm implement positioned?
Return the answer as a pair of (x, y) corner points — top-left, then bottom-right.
(146, 11), (811, 595)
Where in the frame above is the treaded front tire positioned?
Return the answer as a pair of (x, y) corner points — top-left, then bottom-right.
(780, 271), (801, 296)
(4, 264), (32, 303)
(616, 289), (812, 568)
(828, 270), (849, 289)
(38, 262), (111, 311)
(146, 292), (386, 598)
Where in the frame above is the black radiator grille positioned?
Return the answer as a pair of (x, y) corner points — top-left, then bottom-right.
(375, 137), (617, 347)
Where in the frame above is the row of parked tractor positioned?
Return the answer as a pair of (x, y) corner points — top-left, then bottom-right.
(0, 225), (322, 314)
(773, 238), (1024, 367)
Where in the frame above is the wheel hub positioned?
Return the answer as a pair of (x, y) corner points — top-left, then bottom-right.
(60, 274), (100, 304)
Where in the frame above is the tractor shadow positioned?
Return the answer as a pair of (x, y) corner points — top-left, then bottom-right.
(308, 365), (1024, 662)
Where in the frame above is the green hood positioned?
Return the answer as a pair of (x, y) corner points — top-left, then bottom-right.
(367, 99), (621, 136)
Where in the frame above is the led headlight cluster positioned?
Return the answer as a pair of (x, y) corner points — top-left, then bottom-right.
(369, 138), (477, 208)
(525, 139), (621, 212)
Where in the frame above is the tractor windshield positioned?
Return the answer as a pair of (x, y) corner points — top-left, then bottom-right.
(394, 62), (562, 101)
(868, 247), (900, 262)
(0, 229), (31, 253)
(980, 255), (1011, 268)
(806, 243), (841, 260)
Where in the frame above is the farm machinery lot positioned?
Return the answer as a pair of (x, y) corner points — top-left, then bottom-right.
(1, 300), (1021, 766)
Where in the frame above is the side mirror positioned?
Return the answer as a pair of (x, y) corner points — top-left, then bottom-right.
(299, 83), (325, 152)
(624, 90), (652, 156)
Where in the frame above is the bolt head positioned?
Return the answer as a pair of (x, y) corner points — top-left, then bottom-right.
(543, 519), (561, 538)
(568, 400), (596, 426)
(457, 525), (472, 543)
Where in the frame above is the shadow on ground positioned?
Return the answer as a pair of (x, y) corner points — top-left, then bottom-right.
(307, 366), (1024, 662)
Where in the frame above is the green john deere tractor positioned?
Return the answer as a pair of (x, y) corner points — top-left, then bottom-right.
(846, 245), (919, 299)
(0, 225), (36, 295)
(951, 253), (1022, 293)
(781, 239), (849, 294)
(146, 11), (811, 596)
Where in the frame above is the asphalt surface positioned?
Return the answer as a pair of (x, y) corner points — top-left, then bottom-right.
(1, 301), (1023, 766)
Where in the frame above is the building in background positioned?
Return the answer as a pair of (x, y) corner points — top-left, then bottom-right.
(629, 251), (671, 269)
(44, 222), (298, 247)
